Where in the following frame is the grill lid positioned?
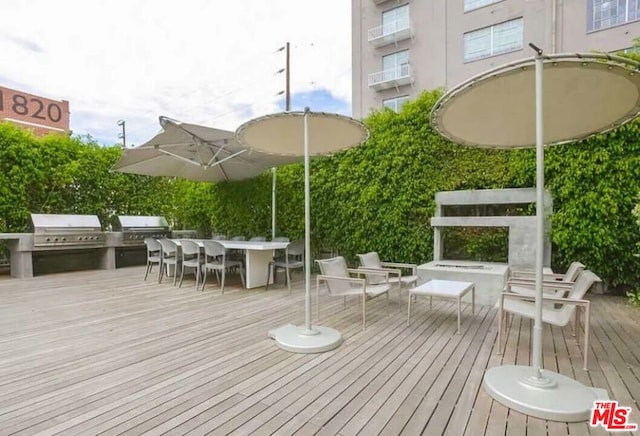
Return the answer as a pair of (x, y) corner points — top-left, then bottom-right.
(31, 214), (102, 232)
(113, 216), (169, 231)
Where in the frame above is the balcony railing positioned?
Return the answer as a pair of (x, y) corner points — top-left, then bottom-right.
(368, 64), (413, 91)
(373, 0), (408, 5)
(368, 19), (412, 47)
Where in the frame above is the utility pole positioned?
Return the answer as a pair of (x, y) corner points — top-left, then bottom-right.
(117, 120), (126, 148)
(273, 41), (291, 239)
(285, 41), (290, 111)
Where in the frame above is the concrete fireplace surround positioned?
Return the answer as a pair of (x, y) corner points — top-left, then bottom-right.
(418, 188), (553, 306)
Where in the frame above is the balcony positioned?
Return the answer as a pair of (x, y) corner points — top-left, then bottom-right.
(368, 64), (413, 91)
(368, 19), (412, 47)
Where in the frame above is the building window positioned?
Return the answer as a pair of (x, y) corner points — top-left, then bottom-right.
(463, 18), (524, 62)
(382, 4), (410, 31)
(382, 49), (410, 73)
(464, 0), (501, 12)
(588, 0), (640, 31)
(383, 95), (410, 112)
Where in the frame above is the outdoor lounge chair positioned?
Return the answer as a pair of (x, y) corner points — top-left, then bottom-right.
(266, 239), (304, 294)
(357, 252), (419, 291)
(143, 238), (162, 282)
(497, 269), (600, 370)
(316, 256), (392, 330)
(509, 261), (585, 283)
(506, 261), (585, 298)
(201, 240), (245, 294)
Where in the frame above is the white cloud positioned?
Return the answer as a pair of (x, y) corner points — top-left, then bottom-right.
(1, 0), (352, 145)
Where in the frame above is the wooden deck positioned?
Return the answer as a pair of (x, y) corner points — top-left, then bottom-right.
(0, 266), (638, 435)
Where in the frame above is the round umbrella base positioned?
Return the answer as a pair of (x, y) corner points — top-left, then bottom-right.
(268, 324), (343, 353)
(483, 365), (608, 422)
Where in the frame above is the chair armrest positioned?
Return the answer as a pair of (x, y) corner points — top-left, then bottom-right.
(506, 278), (575, 289)
(316, 274), (367, 296)
(353, 267), (401, 278)
(510, 271), (565, 281)
(381, 262), (418, 275)
(501, 291), (589, 306)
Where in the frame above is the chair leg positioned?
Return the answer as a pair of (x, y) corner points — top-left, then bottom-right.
(194, 265), (200, 290)
(201, 267), (208, 292)
(286, 268), (292, 294)
(144, 262), (150, 281)
(583, 303), (590, 371)
(362, 295), (366, 330)
(179, 263), (185, 288)
(173, 262), (178, 287)
(158, 260), (163, 284)
(497, 297), (504, 356)
(221, 268), (226, 294)
(316, 282), (320, 321)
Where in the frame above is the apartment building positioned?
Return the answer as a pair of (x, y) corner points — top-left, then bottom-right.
(352, 0), (640, 118)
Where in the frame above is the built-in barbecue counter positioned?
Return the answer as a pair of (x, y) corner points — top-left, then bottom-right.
(0, 214), (194, 278)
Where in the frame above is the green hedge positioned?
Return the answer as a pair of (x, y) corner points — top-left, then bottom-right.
(0, 123), (175, 232)
(2, 88), (640, 290)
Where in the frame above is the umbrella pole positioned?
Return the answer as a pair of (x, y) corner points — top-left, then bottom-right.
(533, 50), (544, 377)
(272, 167), (277, 240)
(303, 109), (313, 332)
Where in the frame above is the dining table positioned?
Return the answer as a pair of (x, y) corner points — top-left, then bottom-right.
(171, 239), (289, 288)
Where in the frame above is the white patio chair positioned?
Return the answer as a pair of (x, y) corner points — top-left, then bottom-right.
(201, 240), (244, 294)
(509, 261), (585, 283)
(507, 261), (586, 298)
(316, 256), (392, 330)
(178, 239), (204, 289)
(211, 233), (227, 240)
(357, 251), (418, 291)
(158, 238), (180, 286)
(143, 238), (162, 282)
(266, 239), (304, 294)
(249, 236), (267, 241)
(498, 269), (601, 370)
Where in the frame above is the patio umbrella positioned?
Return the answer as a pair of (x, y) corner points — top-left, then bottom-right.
(113, 116), (300, 234)
(235, 109), (369, 353)
(430, 46), (640, 421)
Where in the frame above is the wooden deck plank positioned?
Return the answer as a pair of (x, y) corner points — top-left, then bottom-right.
(279, 303), (459, 435)
(310, 306), (457, 435)
(0, 268), (636, 435)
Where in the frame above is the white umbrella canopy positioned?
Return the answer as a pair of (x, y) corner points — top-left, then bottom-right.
(113, 116), (300, 183)
(431, 50), (640, 422)
(236, 109), (369, 354)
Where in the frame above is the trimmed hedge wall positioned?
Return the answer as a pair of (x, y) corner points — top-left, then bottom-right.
(1, 88), (639, 290)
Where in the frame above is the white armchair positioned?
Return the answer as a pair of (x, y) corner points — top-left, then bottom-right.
(316, 256), (392, 330)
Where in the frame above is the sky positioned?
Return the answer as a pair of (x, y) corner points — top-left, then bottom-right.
(2, 0), (353, 146)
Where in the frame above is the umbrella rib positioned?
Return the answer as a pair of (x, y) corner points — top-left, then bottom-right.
(157, 149), (203, 167)
(206, 142), (227, 167)
(206, 149), (247, 169)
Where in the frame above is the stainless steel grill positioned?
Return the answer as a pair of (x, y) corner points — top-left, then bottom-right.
(113, 216), (171, 245)
(31, 214), (106, 247)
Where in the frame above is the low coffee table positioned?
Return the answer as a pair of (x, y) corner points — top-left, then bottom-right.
(407, 279), (475, 334)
